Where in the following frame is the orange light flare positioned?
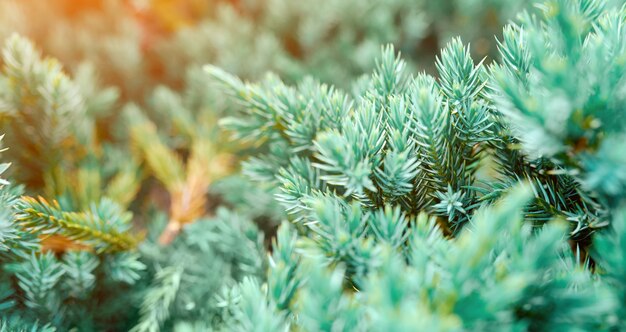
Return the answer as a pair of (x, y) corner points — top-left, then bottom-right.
(127, 0), (213, 82)
(50, 0), (211, 48)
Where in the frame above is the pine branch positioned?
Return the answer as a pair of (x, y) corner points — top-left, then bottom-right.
(14, 252), (64, 312)
(131, 266), (183, 332)
(16, 196), (138, 253)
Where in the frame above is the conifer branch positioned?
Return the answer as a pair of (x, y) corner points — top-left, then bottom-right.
(16, 196), (137, 252)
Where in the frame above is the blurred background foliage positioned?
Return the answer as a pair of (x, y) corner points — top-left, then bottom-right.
(0, 0), (533, 96)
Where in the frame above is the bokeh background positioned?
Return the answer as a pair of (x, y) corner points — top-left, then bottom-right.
(0, 0), (533, 98)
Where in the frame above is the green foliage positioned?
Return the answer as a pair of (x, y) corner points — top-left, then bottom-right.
(0, 27), (279, 332)
(0, 91), (268, 332)
(212, 0), (626, 238)
(16, 196), (138, 253)
(210, 39), (491, 234)
(0, 33), (141, 208)
(0, 0), (625, 330)
(0, 187), (38, 261)
(0, 34), (86, 190)
(133, 208), (267, 331)
(592, 207), (626, 326)
(0, 36), (146, 330)
(491, 0), (626, 207)
(209, 0), (626, 329)
(221, 187), (620, 330)
(0, 316), (55, 332)
(0, 176), (145, 328)
(132, 266), (183, 332)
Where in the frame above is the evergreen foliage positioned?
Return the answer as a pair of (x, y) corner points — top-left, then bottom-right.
(0, 0), (625, 330)
(133, 208), (266, 331)
(209, 0), (626, 329)
(0, 34), (274, 330)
